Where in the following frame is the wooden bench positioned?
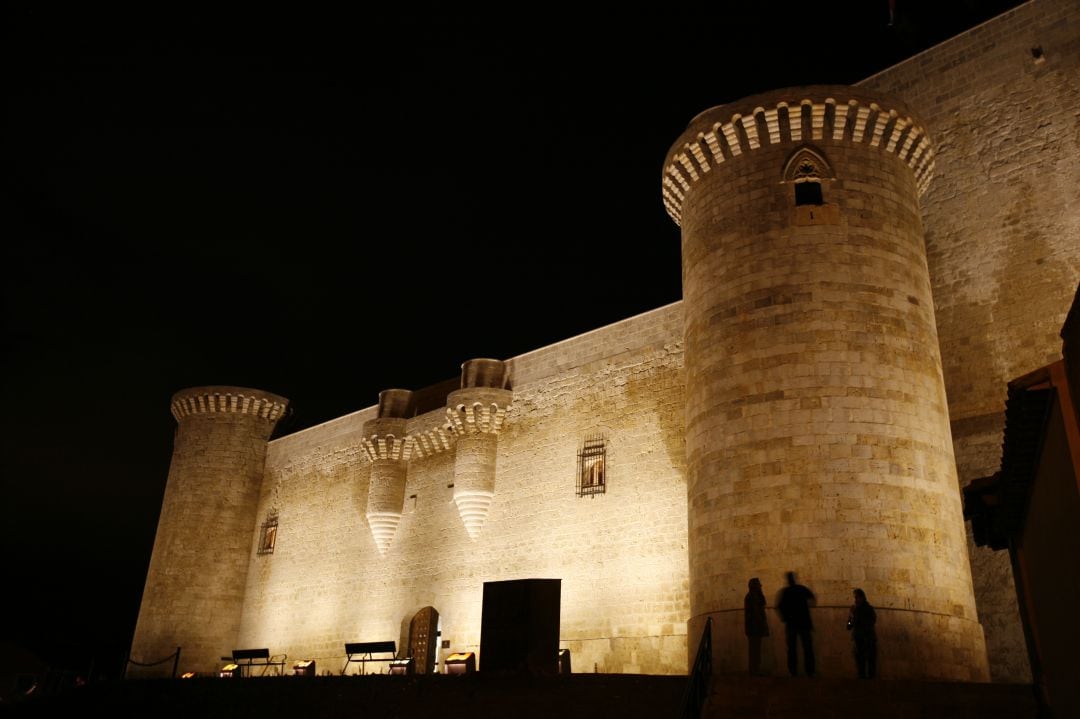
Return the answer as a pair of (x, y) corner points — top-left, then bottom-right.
(341, 641), (397, 675)
(224, 648), (287, 677)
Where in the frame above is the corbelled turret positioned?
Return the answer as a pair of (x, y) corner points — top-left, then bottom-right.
(361, 389), (413, 554)
(447, 359), (511, 539)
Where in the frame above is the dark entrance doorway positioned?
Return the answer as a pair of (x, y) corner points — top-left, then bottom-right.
(479, 578), (561, 674)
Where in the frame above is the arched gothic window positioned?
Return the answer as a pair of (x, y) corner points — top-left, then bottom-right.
(782, 147), (834, 206)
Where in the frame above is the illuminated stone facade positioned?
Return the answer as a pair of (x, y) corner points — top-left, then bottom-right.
(236, 310), (689, 677)
(130, 387), (289, 674)
(667, 86), (986, 680)
(132, 0), (1078, 682)
(858, 0), (1080, 679)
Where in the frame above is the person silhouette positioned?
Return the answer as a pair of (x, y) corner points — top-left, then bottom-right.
(847, 588), (877, 678)
(777, 571), (816, 677)
(744, 577), (770, 675)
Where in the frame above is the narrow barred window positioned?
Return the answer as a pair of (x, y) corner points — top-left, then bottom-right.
(577, 435), (606, 497)
(258, 514), (278, 555)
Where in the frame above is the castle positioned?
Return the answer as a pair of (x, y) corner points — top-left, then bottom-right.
(131, 0), (1079, 683)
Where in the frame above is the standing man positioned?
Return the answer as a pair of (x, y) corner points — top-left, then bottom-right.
(777, 571), (816, 677)
(744, 577), (770, 675)
(847, 588), (877, 678)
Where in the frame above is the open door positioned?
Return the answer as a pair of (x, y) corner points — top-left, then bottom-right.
(408, 606), (439, 674)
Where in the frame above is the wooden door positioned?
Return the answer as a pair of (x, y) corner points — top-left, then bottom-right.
(408, 606), (439, 674)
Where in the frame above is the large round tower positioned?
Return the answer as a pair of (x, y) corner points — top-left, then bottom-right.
(130, 386), (288, 675)
(665, 87), (988, 680)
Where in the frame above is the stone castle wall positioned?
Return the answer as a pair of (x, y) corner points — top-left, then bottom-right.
(859, 0), (1080, 681)
(136, 1), (1080, 682)
(236, 304), (690, 674)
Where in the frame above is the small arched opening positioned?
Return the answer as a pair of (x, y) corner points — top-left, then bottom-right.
(782, 146), (838, 225)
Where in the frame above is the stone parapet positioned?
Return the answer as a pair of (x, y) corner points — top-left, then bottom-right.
(662, 87), (934, 224)
(170, 386), (289, 423)
(405, 411), (455, 460)
(460, 358), (509, 389)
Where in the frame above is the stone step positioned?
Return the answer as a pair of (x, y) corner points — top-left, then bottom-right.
(703, 674), (1038, 719)
(9, 673), (1039, 718)
(9, 674), (688, 718)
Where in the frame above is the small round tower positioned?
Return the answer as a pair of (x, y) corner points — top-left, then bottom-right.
(361, 389), (414, 555)
(130, 386), (288, 676)
(446, 359), (512, 539)
(665, 86), (988, 680)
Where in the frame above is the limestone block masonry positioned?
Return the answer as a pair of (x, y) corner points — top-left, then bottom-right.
(233, 306), (689, 676)
(130, 386), (288, 676)
(665, 86), (989, 680)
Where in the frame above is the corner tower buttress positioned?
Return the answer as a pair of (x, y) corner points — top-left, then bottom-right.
(131, 386), (288, 676)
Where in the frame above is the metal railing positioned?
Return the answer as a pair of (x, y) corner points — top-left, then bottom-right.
(124, 646), (181, 679)
(679, 617), (712, 719)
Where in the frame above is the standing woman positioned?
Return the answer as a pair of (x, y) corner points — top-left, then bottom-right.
(847, 588), (877, 678)
(744, 577), (769, 675)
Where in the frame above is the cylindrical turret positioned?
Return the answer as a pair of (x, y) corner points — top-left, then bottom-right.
(130, 386), (288, 676)
(447, 359), (511, 539)
(362, 389), (413, 555)
(665, 87), (988, 680)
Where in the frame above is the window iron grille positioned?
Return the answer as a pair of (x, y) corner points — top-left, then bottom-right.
(577, 434), (606, 498)
(258, 515), (278, 555)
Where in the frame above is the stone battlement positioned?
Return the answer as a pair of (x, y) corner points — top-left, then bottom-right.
(169, 386), (289, 422)
(663, 87), (935, 224)
(446, 387), (512, 436)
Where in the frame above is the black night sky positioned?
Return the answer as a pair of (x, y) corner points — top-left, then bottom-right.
(4, 2), (1025, 675)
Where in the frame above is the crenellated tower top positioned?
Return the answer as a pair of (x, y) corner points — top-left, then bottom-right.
(360, 389), (413, 462)
(446, 359), (512, 437)
(661, 86), (935, 225)
(170, 386), (289, 423)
